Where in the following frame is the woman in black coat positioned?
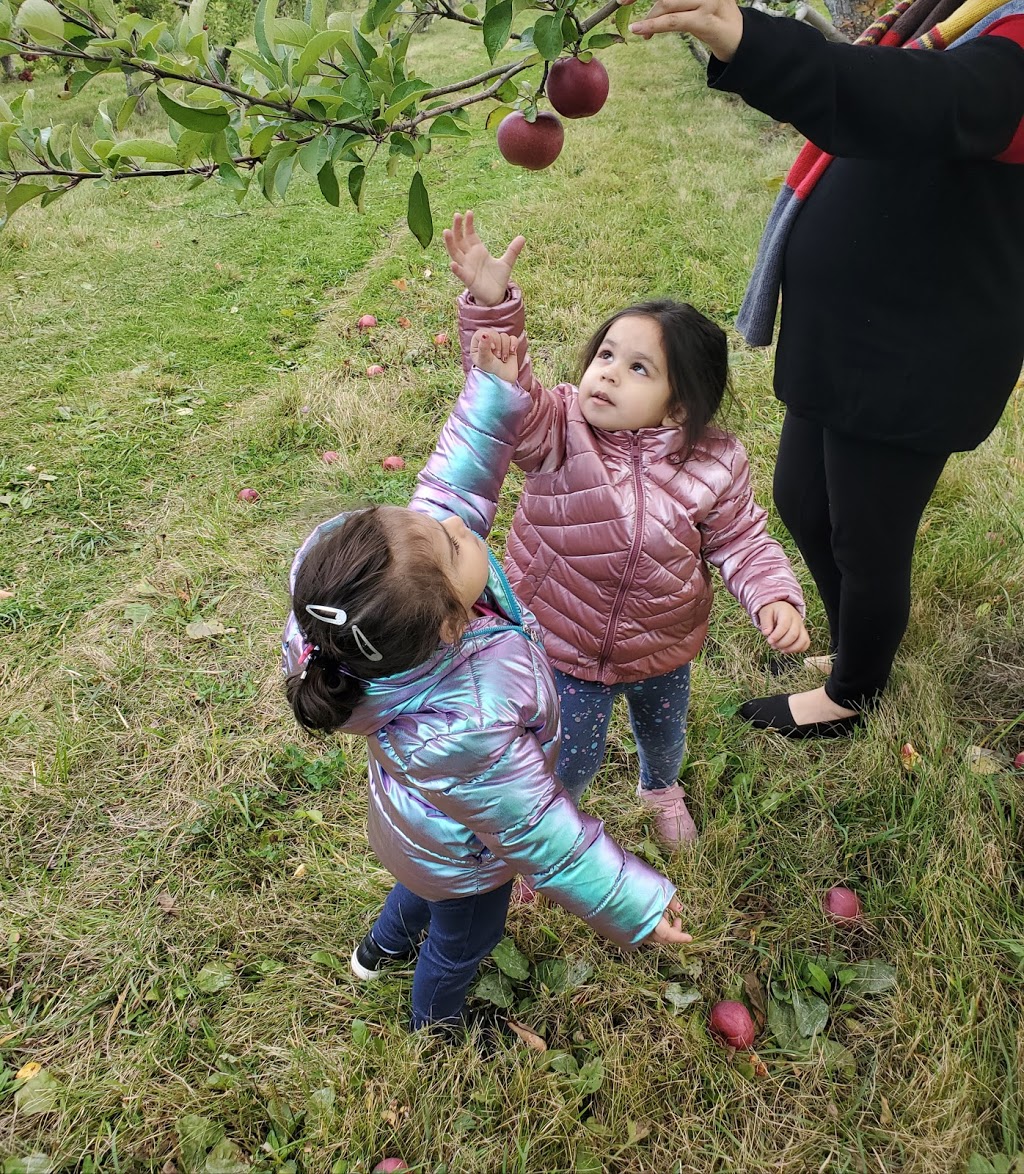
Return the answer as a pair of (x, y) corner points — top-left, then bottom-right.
(630, 0), (1024, 736)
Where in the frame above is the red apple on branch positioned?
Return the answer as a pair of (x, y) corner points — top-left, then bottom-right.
(496, 111), (564, 171)
(546, 57), (610, 119)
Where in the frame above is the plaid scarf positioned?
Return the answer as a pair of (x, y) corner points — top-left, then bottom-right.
(736, 0), (1020, 346)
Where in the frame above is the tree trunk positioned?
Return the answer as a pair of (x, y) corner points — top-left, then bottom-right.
(1, 55), (16, 80)
(822, 0), (876, 38)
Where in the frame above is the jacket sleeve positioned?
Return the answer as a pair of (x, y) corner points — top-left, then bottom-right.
(411, 366), (533, 538)
(699, 441), (805, 624)
(708, 6), (1024, 160)
(456, 284), (570, 473)
(376, 651), (676, 949)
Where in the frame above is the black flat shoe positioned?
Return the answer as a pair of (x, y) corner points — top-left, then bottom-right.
(738, 693), (862, 740)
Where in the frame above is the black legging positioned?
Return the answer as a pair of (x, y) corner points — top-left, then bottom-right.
(773, 411), (949, 709)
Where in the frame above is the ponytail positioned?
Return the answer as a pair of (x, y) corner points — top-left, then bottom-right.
(285, 655), (364, 732)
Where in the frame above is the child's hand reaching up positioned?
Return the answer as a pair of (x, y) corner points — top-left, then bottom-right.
(470, 329), (524, 385)
(443, 209), (525, 308)
(646, 896), (694, 945)
(757, 601), (810, 654)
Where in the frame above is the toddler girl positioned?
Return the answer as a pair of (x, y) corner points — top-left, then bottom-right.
(281, 330), (690, 1034)
(443, 211), (809, 847)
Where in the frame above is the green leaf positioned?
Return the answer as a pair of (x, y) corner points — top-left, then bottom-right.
(108, 138), (178, 164)
(491, 937), (530, 980)
(486, 103), (514, 130)
(13, 1072), (62, 1116)
(230, 46), (282, 85)
(427, 113), (470, 137)
(615, 2), (631, 36)
(2, 182), (49, 226)
(473, 969), (515, 1008)
(156, 89), (230, 133)
(406, 168), (431, 247)
(204, 1139), (249, 1174)
(296, 134), (329, 174)
(346, 162), (365, 212)
(0, 0), (12, 37)
(584, 32), (623, 49)
(532, 958), (567, 993)
(2, 1153), (54, 1174)
(254, 0), (278, 60)
(482, 0), (512, 62)
(571, 1057), (605, 1095)
(217, 161), (247, 190)
(310, 948), (345, 970)
(177, 1115), (224, 1172)
(294, 29), (347, 81)
(842, 960), (897, 997)
(274, 17), (313, 46)
(791, 987), (829, 1038)
(382, 77), (432, 123)
(14, 0), (64, 44)
(195, 961), (234, 993)
(805, 960), (832, 997)
(767, 999), (808, 1055)
(350, 21), (375, 67)
(317, 160), (340, 205)
(341, 72), (374, 116)
(116, 92), (141, 132)
(663, 983), (701, 1013)
(532, 13), (563, 59)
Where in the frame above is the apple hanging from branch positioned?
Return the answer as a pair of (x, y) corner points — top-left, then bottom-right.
(496, 110), (565, 171)
(546, 56), (610, 118)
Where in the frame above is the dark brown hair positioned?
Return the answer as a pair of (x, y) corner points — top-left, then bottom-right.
(285, 507), (467, 732)
(578, 300), (731, 459)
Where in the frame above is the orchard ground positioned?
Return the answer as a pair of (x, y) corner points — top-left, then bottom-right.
(2, 17), (1024, 1174)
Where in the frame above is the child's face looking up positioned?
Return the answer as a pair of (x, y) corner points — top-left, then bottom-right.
(578, 314), (679, 432)
(388, 509), (491, 623)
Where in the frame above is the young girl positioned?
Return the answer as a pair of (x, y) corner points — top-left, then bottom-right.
(442, 211), (810, 847)
(281, 330), (690, 1034)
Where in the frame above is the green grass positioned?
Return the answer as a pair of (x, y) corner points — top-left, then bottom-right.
(2, 19), (1024, 1174)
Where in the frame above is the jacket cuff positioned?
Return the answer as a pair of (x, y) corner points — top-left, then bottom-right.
(707, 7), (810, 99)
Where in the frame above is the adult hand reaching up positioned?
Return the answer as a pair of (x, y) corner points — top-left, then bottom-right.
(625, 0), (744, 61)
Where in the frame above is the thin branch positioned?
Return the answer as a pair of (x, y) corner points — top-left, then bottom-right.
(395, 60), (529, 130)
(421, 61), (514, 99)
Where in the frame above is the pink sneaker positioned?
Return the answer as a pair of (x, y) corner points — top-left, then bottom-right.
(638, 783), (697, 847)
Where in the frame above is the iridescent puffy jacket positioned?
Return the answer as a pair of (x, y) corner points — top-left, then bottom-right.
(457, 286), (806, 685)
(282, 368), (675, 948)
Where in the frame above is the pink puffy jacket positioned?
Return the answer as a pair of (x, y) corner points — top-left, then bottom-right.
(457, 285), (806, 686)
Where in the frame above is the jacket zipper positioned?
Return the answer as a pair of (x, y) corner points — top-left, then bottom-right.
(597, 435), (646, 673)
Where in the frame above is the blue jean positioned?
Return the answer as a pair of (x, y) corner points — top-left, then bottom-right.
(554, 664), (691, 804)
(369, 880), (514, 1030)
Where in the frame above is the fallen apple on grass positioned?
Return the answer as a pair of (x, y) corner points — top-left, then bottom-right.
(546, 56), (610, 119)
(382, 456), (406, 471)
(366, 364), (385, 377)
(434, 332), (450, 346)
(321, 451), (340, 464)
(709, 1001), (756, 1050)
(496, 111), (564, 171)
(357, 314), (377, 331)
(372, 1162), (410, 1173)
(1014, 750), (1024, 771)
(823, 886), (862, 924)
(237, 488), (260, 503)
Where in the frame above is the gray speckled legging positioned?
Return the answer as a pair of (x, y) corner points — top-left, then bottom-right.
(553, 664), (691, 804)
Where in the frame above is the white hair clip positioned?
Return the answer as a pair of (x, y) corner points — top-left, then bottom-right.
(305, 604), (348, 626)
(304, 603), (383, 663)
(351, 625), (383, 663)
